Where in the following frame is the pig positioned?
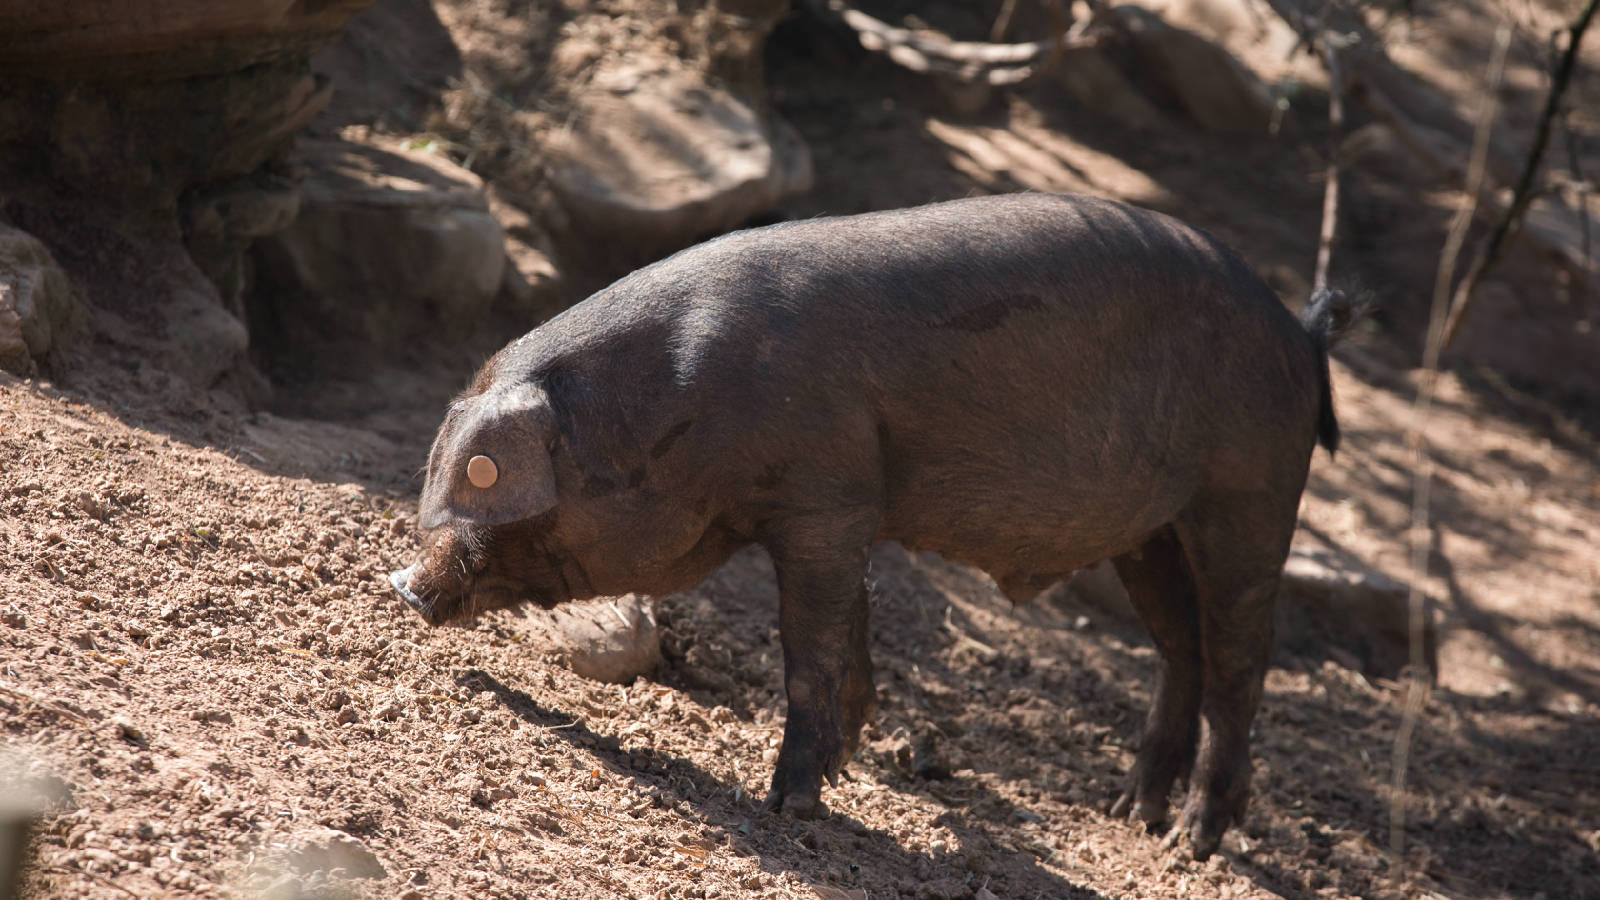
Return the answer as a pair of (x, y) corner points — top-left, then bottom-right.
(390, 192), (1352, 860)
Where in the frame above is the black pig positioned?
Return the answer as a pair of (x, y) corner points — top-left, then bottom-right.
(390, 193), (1351, 859)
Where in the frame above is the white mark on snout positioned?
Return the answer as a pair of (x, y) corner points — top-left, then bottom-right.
(390, 567), (422, 606)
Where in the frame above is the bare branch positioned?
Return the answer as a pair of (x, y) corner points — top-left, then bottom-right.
(1392, 22), (1511, 874)
(990, 0), (1019, 42)
(1427, 26), (1512, 372)
(800, 0), (1104, 87)
(1440, 0), (1599, 349)
(1314, 36), (1345, 294)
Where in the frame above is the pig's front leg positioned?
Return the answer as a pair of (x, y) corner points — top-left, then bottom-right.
(760, 517), (877, 820)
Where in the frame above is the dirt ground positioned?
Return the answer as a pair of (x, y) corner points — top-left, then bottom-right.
(4, 1), (1600, 898)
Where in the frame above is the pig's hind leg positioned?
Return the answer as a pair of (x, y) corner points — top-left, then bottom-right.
(1168, 489), (1298, 860)
(760, 510), (879, 820)
(1109, 526), (1202, 832)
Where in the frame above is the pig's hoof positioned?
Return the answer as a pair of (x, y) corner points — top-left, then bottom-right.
(1110, 787), (1169, 833)
(1161, 798), (1225, 861)
(1187, 809), (1229, 862)
(1109, 790), (1133, 820)
(760, 789), (829, 820)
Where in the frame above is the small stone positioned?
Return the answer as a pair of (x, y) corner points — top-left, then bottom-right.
(283, 826), (386, 879)
(1, 610), (24, 628)
(521, 594), (661, 684)
(110, 717), (145, 743)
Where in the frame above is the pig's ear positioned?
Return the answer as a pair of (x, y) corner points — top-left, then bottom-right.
(418, 382), (558, 530)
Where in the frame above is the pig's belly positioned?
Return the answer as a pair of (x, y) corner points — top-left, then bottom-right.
(874, 447), (1197, 580)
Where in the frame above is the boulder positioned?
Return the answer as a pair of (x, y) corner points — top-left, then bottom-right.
(0, 0), (373, 79)
(548, 68), (813, 263)
(2, 201), (255, 395)
(0, 224), (85, 377)
(1052, 48), (1176, 132)
(1278, 542), (1438, 680)
(1104, 6), (1276, 134)
(1057, 543), (1436, 680)
(279, 826), (386, 880)
(1130, 0), (1315, 85)
(250, 138), (509, 378)
(519, 594), (662, 685)
(0, 0), (373, 401)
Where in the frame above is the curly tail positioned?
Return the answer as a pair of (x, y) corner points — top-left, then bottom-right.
(1300, 287), (1357, 457)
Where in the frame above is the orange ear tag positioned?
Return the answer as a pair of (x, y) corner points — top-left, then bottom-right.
(467, 455), (499, 489)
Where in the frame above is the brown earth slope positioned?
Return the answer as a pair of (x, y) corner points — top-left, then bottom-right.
(4, 0), (1600, 898)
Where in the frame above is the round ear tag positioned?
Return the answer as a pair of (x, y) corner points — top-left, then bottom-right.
(467, 455), (499, 489)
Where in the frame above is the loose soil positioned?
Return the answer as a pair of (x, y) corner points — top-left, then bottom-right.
(4, 1), (1599, 898)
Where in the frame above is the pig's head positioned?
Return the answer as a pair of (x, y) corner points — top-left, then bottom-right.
(390, 379), (580, 625)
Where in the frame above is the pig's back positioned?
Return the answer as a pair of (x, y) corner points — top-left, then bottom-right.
(596, 194), (1322, 574)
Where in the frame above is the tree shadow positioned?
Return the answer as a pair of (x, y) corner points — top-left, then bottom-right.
(1431, 529), (1600, 708)
(459, 663), (1114, 900)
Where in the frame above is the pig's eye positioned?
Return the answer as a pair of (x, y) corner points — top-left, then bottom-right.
(467, 455), (499, 489)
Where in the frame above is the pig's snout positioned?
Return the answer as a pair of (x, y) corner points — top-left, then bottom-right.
(390, 563), (466, 626)
(390, 565), (450, 624)
(390, 566), (425, 610)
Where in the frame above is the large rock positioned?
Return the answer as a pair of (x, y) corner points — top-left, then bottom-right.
(0, 224), (85, 377)
(1278, 542), (1438, 680)
(549, 68), (813, 263)
(1052, 47), (1176, 132)
(280, 826), (386, 880)
(0, 0), (373, 401)
(0, 0), (372, 79)
(518, 594), (662, 685)
(1057, 542), (1437, 680)
(2, 201), (256, 396)
(1102, 6), (1276, 134)
(249, 138), (510, 379)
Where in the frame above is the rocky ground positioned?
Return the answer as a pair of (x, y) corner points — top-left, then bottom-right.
(3, 0), (1600, 898)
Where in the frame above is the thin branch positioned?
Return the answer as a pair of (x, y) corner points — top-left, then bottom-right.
(1390, 22), (1511, 874)
(1562, 109), (1592, 282)
(801, 0), (1103, 87)
(1314, 36), (1345, 293)
(1426, 26), (1512, 371)
(990, 0), (1019, 42)
(1440, 0), (1599, 349)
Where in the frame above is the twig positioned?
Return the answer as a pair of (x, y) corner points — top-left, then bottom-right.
(801, 0), (1103, 86)
(1426, 26), (1512, 372)
(1561, 108), (1592, 283)
(1440, 0), (1599, 349)
(1390, 23), (1511, 875)
(1314, 36), (1345, 293)
(46, 864), (140, 899)
(990, 0), (1019, 42)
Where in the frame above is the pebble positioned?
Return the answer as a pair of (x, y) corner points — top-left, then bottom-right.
(110, 716), (145, 743)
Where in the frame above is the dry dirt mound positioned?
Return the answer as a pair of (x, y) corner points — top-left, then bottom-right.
(3, 350), (1599, 900)
(4, 0), (1600, 898)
